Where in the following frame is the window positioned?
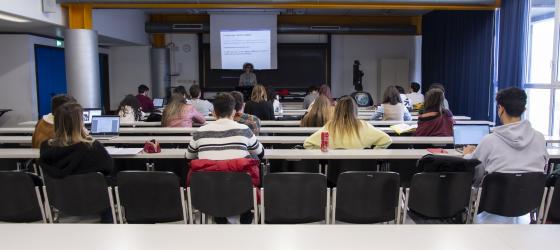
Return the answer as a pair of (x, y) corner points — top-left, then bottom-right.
(525, 0), (558, 136)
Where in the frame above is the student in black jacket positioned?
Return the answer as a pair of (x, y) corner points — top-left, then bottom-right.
(244, 84), (275, 120)
(39, 103), (113, 179)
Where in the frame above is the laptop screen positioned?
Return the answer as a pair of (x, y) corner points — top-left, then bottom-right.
(91, 116), (120, 135)
(453, 125), (490, 146)
(153, 98), (164, 108)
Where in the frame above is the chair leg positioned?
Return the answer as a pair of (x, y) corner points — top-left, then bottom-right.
(180, 187), (188, 224)
(472, 188), (482, 224)
(396, 187), (403, 224)
(107, 187), (117, 224)
(543, 187), (555, 224)
(34, 187), (47, 223)
(537, 187), (548, 224)
(466, 187), (476, 224)
(260, 188), (265, 224)
(252, 188), (258, 224)
(402, 188), (410, 224)
(42, 186), (53, 223)
(325, 188), (331, 224)
(331, 188), (337, 224)
(114, 186), (125, 224)
(187, 187), (194, 224)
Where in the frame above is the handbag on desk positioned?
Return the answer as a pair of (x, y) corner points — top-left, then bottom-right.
(143, 139), (161, 153)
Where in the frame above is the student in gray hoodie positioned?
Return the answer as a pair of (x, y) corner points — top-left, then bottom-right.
(464, 87), (548, 185)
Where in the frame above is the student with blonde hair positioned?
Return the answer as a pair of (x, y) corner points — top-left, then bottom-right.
(39, 102), (113, 178)
(244, 84), (275, 120)
(300, 95), (334, 127)
(162, 94), (206, 127)
(304, 96), (392, 149)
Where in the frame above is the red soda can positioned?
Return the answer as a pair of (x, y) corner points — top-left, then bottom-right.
(321, 131), (329, 152)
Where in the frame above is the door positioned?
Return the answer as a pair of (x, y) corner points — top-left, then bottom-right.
(35, 45), (67, 118)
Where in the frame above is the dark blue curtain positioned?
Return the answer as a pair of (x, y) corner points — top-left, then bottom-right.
(422, 11), (495, 121)
(497, 0), (529, 89)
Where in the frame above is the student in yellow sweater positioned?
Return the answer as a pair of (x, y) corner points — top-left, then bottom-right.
(304, 96), (392, 149)
(32, 95), (76, 148)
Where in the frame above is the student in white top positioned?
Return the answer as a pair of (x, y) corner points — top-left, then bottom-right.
(407, 82), (424, 106)
(371, 86), (412, 121)
(463, 87), (548, 223)
(267, 87), (283, 113)
(188, 84), (214, 115)
(395, 85), (412, 110)
(118, 94), (142, 123)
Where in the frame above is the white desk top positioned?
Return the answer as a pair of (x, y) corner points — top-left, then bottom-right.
(0, 224), (556, 250)
(0, 136), (455, 145)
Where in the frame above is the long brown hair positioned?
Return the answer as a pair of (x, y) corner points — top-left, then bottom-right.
(301, 95), (333, 127)
(51, 102), (92, 146)
(162, 94), (187, 126)
(250, 84), (267, 103)
(423, 88), (445, 113)
(318, 84), (334, 105)
(325, 96), (362, 142)
(382, 86), (402, 105)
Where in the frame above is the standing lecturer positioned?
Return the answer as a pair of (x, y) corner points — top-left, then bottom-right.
(239, 63), (257, 87)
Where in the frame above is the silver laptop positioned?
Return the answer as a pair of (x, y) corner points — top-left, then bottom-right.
(453, 124), (490, 153)
(90, 115), (120, 140)
(153, 98), (165, 109)
(83, 109), (102, 125)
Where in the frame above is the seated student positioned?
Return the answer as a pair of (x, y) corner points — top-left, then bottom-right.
(189, 84), (213, 115)
(186, 93), (264, 224)
(300, 95), (333, 127)
(464, 87), (548, 185)
(304, 96), (392, 149)
(371, 86), (412, 121)
(230, 91), (261, 135)
(39, 102), (113, 178)
(162, 94), (206, 127)
(395, 85), (412, 110)
(414, 88), (455, 136)
(464, 87), (548, 224)
(407, 82), (424, 106)
(307, 84), (336, 111)
(32, 94), (76, 148)
(429, 83), (450, 111)
(244, 84), (275, 120)
(303, 86), (319, 109)
(117, 94), (142, 123)
(173, 86), (189, 100)
(136, 84), (154, 112)
(267, 87), (283, 113)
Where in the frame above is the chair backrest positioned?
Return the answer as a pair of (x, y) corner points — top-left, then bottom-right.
(190, 172), (254, 217)
(480, 172), (546, 217)
(327, 159), (377, 186)
(263, 173), (326, 224)
(409, 172), (473, 218)
(44, 172), (111, 216)
(336, 171), (400, 223)
(117, 171), (184, 223)
(547, 178), (560, 223)
(0, 171), (44, 222)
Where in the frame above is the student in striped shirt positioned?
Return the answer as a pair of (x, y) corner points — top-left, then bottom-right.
(187, 93), (264, 160)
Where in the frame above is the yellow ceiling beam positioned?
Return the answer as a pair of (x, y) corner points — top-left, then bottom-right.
(67, 4), (93, 29)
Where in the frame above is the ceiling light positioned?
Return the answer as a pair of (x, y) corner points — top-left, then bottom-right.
(0, 13), (30, 23)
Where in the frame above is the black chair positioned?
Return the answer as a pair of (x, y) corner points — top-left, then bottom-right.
(0, 171), (46, 223)
(544, 177), (560, 223)
(116, 171), (186, 224)
(327, 159), (378, 186)
(334, 171), (401, 224)
(188, 172), (257, 224)
(474, 172), (547, 223)
(269, 159), (320, 173)
(262, 173), (329, 224)
(43, 172), (116, 223)
(405, 172), (473, 224)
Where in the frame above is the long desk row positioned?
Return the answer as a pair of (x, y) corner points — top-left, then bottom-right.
(0, 224), (556, 250)
(0, 136), (455, 145)
(1, 148), (560, 160)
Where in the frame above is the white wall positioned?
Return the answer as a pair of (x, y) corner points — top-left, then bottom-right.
(166, 33), (199, 89)
(0, 0), (66, 26)
(93, 9), (149, 45)
(330, 35), (421, 101)
(108, 46), (151, 110)
(0, 35), (58, 126)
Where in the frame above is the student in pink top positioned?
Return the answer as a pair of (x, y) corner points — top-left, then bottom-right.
(162, 94), (206, 127)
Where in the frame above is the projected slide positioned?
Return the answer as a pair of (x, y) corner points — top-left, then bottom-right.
(220, 30), (271, 69)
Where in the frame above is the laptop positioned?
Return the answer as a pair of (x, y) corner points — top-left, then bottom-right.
(453, 124), (490, 153)
(83, 109), (102, 125)
(90, 115), (120, 140)
(153, 98), (165, 109)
